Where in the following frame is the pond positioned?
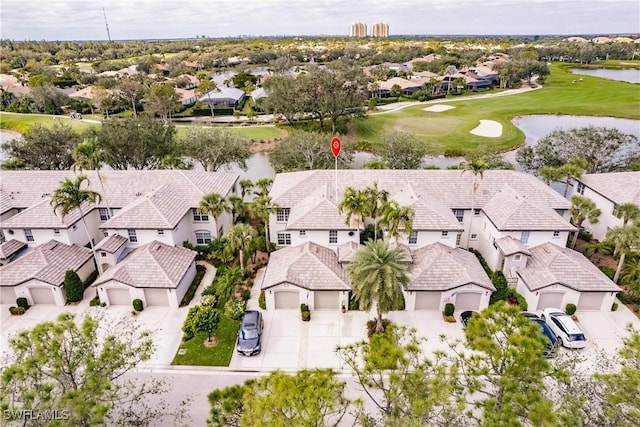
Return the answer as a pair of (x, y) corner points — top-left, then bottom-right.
(569, 68), (640, 84)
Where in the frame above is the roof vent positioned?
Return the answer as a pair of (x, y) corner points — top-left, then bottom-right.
(135, 192), (142, 196)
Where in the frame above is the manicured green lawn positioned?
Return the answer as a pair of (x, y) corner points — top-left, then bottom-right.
(171, 316), (240, 366)
(175, 123), (287, 140)
(0, 112), (98, 133)
(354, 62), (640, 154)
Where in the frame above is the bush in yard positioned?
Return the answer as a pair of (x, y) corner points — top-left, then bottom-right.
(132, 298), (144, 312)
(258, 290), (266, 309)
(201, 294), (218, 308)
(83, 270), (99, 289)
(182, 306), (200, 340)
(611, 302), (619, 311)
(16, 297), (29, 309)
(366, 318), (391, 337)
(506, 289), (528, 311)
(490, 271), (508, 305)
(565, 303), (577, 315)
(599, 266), (616, 280)
(201, 286), (216, 297)
(89, 296), (101, 307)
(224, 299), (246, 321)
(301, 310), (311, 322)
(9, 306), (25, 315)
(469, 248), (492, 276)
(300, 303), (309, 313)
(64, 269), (84, 303)
(444, 303), (455, 317)
(240, 287), (251, 301)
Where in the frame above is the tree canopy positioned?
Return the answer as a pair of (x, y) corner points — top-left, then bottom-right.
(269, 130), (354, 173)
(2, 121), (79, 170)
(181, 127), (251, 172)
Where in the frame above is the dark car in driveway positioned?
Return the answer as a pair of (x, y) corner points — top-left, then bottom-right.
(237, 310), (264, 356)
(460, 310), (478, 328)
(521, 312), (559, 358)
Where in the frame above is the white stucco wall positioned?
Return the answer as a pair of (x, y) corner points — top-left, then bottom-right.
(404, 284), (492, 312)
(516, 280), (581, 312)
(574, 186), (621, 242)
(16, 280), (65, 306)
(173, 262), (197, 308)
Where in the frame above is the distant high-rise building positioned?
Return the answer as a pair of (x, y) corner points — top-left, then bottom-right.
(371, 22), (389, 37)
(349, 22), (367, 38)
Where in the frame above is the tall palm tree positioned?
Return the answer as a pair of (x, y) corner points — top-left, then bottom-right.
(537, 165), (563, 186)
(254, 178), (273, 197)
(347, 239), (411, 334)
(199, 193), (231, 236)
(460, 158), (489, 247)
(621, 257), (640, 297)
(159, 155), (192, 170)
(616, 203), (640, 226)
(338, 187), (367, 231)
(249, 195), (280, 255)
(559, 157), (589, 197)
(444, 65), (457, 94)
(72, 138), (112, 217)
(227, 195), (245, 220)
(569, 195), (601, 249)
(379, 200), (415, 243)
(50, 175), (102, 273)
(225, 223), (257, 271)
(239, 179), (254, 200)
(195, 78), (219, 117)
(363, 182), (389, 241)
(605, 225), (640, 283)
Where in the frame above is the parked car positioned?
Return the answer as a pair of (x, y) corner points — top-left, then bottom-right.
(519, 312), (559, 357)
(460, 310), (478, 328)
(237, 310), (264, 356)
(540, 308), (587, 349)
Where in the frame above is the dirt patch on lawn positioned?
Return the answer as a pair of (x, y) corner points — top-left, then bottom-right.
(203, 337), (219, 348)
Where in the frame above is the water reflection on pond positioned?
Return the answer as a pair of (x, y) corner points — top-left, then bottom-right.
(569, 68), (640, 84)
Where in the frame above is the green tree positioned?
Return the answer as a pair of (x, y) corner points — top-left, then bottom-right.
(50, 175), (102, 272)
(444, 65), (457, 94)
(208, 382), (252, 427)
(196, 304), (220, 343)
(159, 154), (192, 170)
(460, 158), (490, 247)
(269, 130), (354, 173)
(63, 269), (84, 302)
(227, 195), (246, 219)
(239, 179), (254, 199)
(605, 225), (640, 283)
(146, 82), (180, 124)
(537, 165), (563, 186)
(117, 77), (147, 117)
(72, 137), (113, 216)
(225, 223), (257, 271)
(181, 127), (251, 171)
(347, 240), (410, 334)
(558, 157), (590, 197)
(195, 78), (219, 117)
(214, 267), (242, 304)
(253, 178), (273, 197)
(376, 132), (427, 170)
(262, 74), (302, 124)
(199, 193), (231, 235)
(616, 203), (640, 226)
(621, 259), (640, 298)
(29, 84), (68, 114)
(0, 313), (185, 426)
(249, 195), (279, 255)
(338, 187), (367, 231)
(569, 195), (601, 248)
(2, 121), (79, 170)
(379, 200), (415, 243)
(363, 181), (389, 241)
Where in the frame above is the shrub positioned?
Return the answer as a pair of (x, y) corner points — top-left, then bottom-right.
(301, 310), (311, 321)
(180, 270), (206, 307)
(182, 306), (200, 340)
(201, 294), (218, 308)
(83, 270), (99, 289)
(366, 318), (391, 337)
(300, 303), (309, 313)
(64, 270), (84, 303)
(16, 297), (28, 309)
(490, 271), (508, 305)
(349, 297), (359, 311)
(132, 299), (144, 312)
(469, 248), (492, 276)
(258, 290), (266, 309)
(100, 302), (106, 307)
(9, 306), (25, 315)
(611, 302), (619, 311)
(444, 303), (455, 317)
(224, 299), (246, 320)
(565, 303), (577, 315)
(617, 292), (640, 305)
(202, 286), (216, 297)
(89, 296), (101, 307)
(242, 269), (252, 280)
(240, 287), (251, 301)
(196, 264), (207, 273)
(578, 230), (593, 242)
(599, 266), (616, 280)
(506, 289), (528, 311)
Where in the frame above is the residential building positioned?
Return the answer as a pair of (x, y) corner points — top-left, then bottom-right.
(349, 22), (367, 38)
(197, 86), (245, 109)
(370, 22), (389, 37)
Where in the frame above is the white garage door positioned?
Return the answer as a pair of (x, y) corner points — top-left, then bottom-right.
(578, 293), (605, 311)
(30, 287), (56, 304)
(455, 293), (482, 311)
(314, 291), (339, 310)
(0, 287), (16, 304)
(144, 289), (170, 306)
(536, 292), (565, 311)
(415, 292), (441, 310)
(275, 291), (299, 309)
(107, 288), (131, 306)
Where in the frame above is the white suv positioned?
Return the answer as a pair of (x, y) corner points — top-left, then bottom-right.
(540, 308), (587, 349)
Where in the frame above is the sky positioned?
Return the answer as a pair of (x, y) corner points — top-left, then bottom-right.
(1, 0), (639, 41)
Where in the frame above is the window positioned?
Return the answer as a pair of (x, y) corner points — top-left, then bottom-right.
(195, 231), (211, 245)
(453, 209), (464, 222)
(612, 204), (619, 216)
(53, 228), (60, 235)
(102, 231), (109, 238)
(276, 208), (290, 222)
(474, 209), (481, 216)
(99, 208), (111, 221)
(192, 208), (208, 222)
(514, 254), (522, 261)
(157, 230), (165, 236)
(470, 233), (478, 240)
(441, 231), (449, 238)
(520, 231), (530, 244)
(555, 209), (567, 216)
(277, 233), (291, 245)
(408, 231), (418, 245)
(577, 182), (585, 195)
(455, 233), (461, 246)
(24, 229), (34, 242)
(329, 230), (338, 244)
(127, 229), (138, 243)
(101, 252), (107, 258)
(553, 231), (560, 238)
(299, 230), (306, 237)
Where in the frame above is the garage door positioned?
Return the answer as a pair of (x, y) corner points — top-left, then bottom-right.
(274, 291), (299, 309)
(536, 292), (564, 311)
(144, 289), (170, 306)
(415, 292), (441, 310)
(578, 293), (605, 311)
(455, 293), (482, 311)
(314, 291), (339, 310)
(30, 287), (56, 304)
(107, 288), (131, 305)
(0, 287), (16, 304)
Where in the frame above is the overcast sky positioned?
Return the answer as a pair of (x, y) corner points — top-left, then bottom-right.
(1, 0), (638, 41)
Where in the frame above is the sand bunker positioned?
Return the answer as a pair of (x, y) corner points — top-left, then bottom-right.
(470, 120), (502, 138)
(422, 104), (455, 112)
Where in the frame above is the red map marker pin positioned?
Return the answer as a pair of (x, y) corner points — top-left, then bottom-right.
(331, 137), (342, 157)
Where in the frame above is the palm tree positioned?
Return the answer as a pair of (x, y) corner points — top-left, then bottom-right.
(195, 78), (219, 117)
(559, 157), (589, 197)
(616, 203), (640, 226)
(225, 223), (257, 271)
(379, 200), (415, 243)
(363, 182), (389, 241)
(338, 187), (367, 231)
(605, 225), (640, 283)
(199, 193), (231, 236)
(239, 179), (254, 200)
(159, 155), (192, 170)
(460, 158), (490, 247)
(537, 166), (563, 186)
(254, 178), (273, 197)
(50, 175), (102, 273)
(347, 239), (411, 334)
(227, 195), (245, 220)
(569, 195), (601, 249)
(71, 138), (112, 217)
(444, 65), (457, 94)
(249, 195), (280, 255)
(621, 257), (640, 297)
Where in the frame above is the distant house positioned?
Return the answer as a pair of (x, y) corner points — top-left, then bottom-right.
(198, 86), (245, 109)
(250, 87), (268, 102)
(175, 88), (198, 106)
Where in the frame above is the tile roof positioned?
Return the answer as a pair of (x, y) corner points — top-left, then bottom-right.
(94, 234), (128, 253)
(408, 242), (495, 291)
(93, 241), (196, 289)
(0, 240), (93, 287)
(495, 236), (532, 256)
(517, 242), (622, 292)
(262, 241), (350, 291)
(393, 184), (463, 231)
(0, 239), (27, 259)
(286, 186), (350, 230)
(336, 241), (361, 263)
(578, 172), (640, 205)
(482, 186), (575, 231)
(100, 184), (190, 229)
(1, 198), (91, 229)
